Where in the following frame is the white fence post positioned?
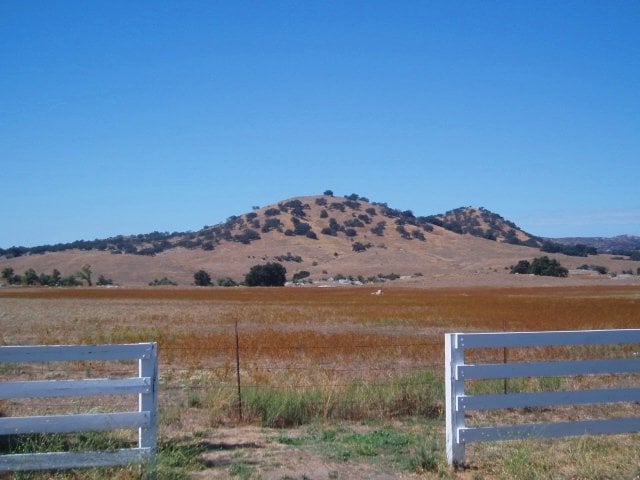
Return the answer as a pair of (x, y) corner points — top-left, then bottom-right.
(139, 342), (158, 477)
(445, 333), (465, 466)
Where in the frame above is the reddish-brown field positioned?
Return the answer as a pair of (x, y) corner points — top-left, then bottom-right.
(2, 284), (639, 360)
(2, 285), (639, 397)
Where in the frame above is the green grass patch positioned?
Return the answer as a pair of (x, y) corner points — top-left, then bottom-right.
(0, 433), (206, 479)
(229, 461), (255, 478)
(242, 369), (442, 427)
(277, 420), (448, 475)
(0, 431), (134, 455)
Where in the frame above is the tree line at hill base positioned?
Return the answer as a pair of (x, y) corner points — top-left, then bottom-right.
(1, 265), (112, 287)
(510, 256), (568, 277)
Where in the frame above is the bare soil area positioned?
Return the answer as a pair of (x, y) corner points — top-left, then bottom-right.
(189, 425), (427, 480)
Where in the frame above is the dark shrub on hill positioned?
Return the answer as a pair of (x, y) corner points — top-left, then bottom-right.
(234, 229), (261, 244)
(396, 225), (411, 239)
(352, 242), (373, 252)
(194, 270), (213, 286)
(149, 277), (177, 286)
(510, 260), (531, 274)
(96, 275), (113, 286)
(2, 267), (21, 285)
(280, 200), (309, 217)
(344, 218), (364, 228)
(292, 271), (310, 282)
(371, 221), (386, 236)
(379, 204), (402, 218)
(510, 256), (568, 277)
(343, 199), (361, 210)
(291, 219), (313, 236)
(245, 262), (287, 287)
(262, 218), (283, 233)
(217, 277), (238, 287)
(275, 253), (303, 262)
(578, 264), (608, 275)
(416, 217), (435, 232)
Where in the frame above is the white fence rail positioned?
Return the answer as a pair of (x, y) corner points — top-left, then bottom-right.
(445, 329), (640, 465)
(0, 343), (158, 474)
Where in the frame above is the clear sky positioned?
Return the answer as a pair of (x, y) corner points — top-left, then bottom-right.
(2, 1), (639, 248)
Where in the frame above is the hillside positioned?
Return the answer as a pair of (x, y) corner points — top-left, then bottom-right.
(425, 206), (542, 247)
(1, 194), (639, 287)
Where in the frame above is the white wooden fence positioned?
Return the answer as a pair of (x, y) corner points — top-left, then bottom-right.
(445, 329), (640, 465)
(0, 343), (158, 474)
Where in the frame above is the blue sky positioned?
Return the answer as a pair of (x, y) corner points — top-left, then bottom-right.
(1, 1), (638, 248)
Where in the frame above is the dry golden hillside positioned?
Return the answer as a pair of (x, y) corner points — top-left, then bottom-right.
(1, 195), (639, 287)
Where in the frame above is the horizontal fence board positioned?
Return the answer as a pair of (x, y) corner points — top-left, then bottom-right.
(0, 447), (152, 471)
(0, 343), (153, 363)
(460, 417), (640, 443)
(0, 342), (157, 474)
(458, 358), (640, 380)
(0, 412), (150, 435)
(459, 387), (640, 411)
(0, 378), (151, 399)
(457, 329), (640, 349)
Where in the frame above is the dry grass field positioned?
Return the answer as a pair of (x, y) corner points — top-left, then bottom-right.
(1, 285), (639, 479)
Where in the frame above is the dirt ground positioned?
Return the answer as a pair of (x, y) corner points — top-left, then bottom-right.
(189, 425), (440, 480)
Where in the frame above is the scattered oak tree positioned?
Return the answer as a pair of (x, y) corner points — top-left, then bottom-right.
(194, 269), (213, 286)
(217, 277), (238, 287)
(510, 256), (568, 277)
(244, 262), (287, 287)
(96, 275), (114, 286)
(1, 267), (21, 285)
(76, 264), (93, 286)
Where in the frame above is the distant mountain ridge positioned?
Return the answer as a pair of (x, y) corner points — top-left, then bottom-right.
(2, 193), (639, 287)
(547, 235), (640, 254)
